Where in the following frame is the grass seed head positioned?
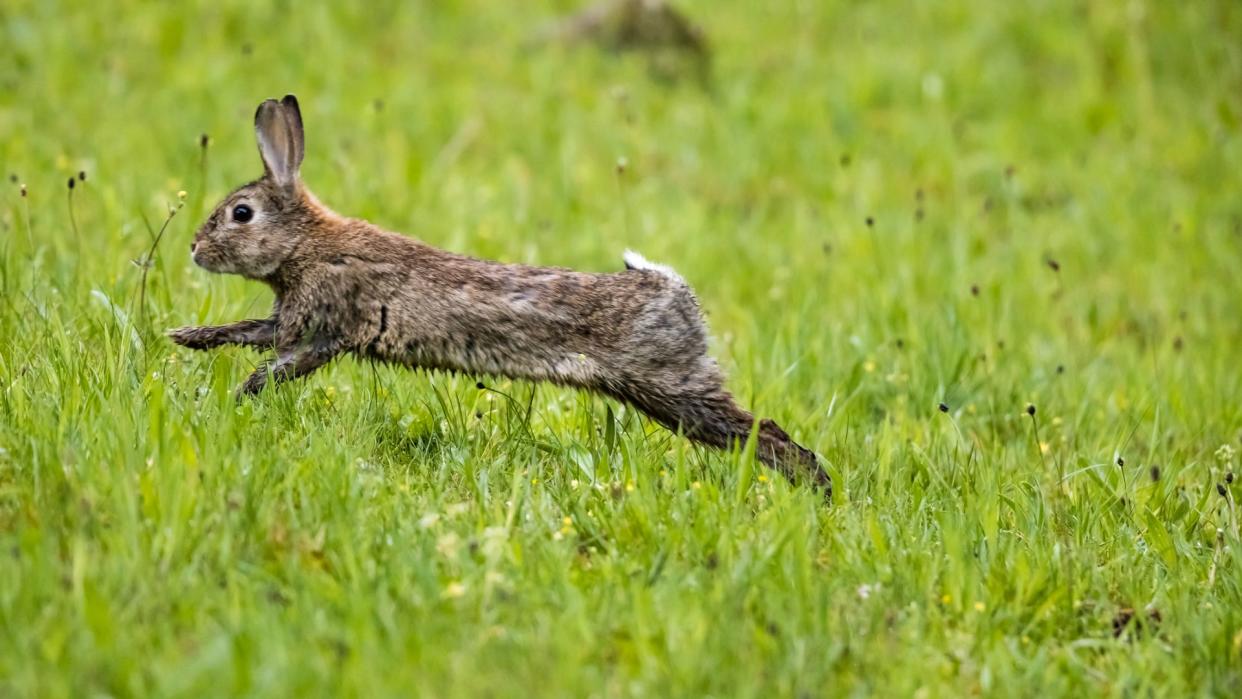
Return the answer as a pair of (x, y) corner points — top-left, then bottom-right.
(67, 177), (75, 190)
(938, 402), (949, 413)
(1026, 404), (1036, 417)
(1150, 465), (1161, 482)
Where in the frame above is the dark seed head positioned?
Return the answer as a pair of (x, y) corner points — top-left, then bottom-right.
(938, 403), (949, 413)
(1173, 336), (1184, 351)
(1150, 465), (1160, 481)
(839, 154), (851, 167)
(20, 184), (26, 197)
(77, 170), (86, 181)
(1112, 608), (1136, 637)
(1226, 472), (1234, 484)
(1217, 483), (1227, 497)
(970, 284), (979, 296)
(865, 216), (874, 227)
(1046, 258), (1060, 272)
(915, 208), (924, 221)
(475, 411), (483, 419)
(1056, 364), (1065, 374)
(895, 338), (904, 349)
(7, 173), (15, 183)
(1116, 457), (1124, 467)
(1026, 404), (1036, 417)
(200, 133), (210, 148)
(67, 177), (75, 190)
(476, 381), (485, 390)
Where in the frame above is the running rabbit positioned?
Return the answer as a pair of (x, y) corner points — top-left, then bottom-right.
(169, 95), (830, 495)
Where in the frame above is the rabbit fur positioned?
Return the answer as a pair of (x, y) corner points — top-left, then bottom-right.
(169, 95), (830, 496)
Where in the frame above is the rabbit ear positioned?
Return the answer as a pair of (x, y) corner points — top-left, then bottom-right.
(280, 94), (305, 174)
(254, 97), (303, 188)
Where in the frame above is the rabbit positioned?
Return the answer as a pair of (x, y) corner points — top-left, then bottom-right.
(169, 95), (830, 497)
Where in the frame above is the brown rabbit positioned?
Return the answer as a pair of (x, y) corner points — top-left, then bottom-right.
(169, 95), (830, 496)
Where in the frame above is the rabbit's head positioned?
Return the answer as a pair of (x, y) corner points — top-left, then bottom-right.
(191, 95), (318, 280)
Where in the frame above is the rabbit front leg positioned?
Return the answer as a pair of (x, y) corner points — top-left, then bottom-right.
(236, 338), (339, 399)
(168, 317), (277, 351)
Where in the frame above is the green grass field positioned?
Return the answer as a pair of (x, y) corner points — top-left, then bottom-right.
(2, 1), (1241, 696)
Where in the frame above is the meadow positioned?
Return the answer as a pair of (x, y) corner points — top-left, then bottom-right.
(1, 0), (1241, 696)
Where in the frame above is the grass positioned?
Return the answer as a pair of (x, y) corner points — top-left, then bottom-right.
(2, 0), (1241, 695)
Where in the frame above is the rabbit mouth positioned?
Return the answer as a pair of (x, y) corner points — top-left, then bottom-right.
(190, 246), (226, 273)
(190, 247), (208, 268)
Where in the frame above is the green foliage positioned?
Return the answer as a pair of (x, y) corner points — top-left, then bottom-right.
(1, 0), (1241, 696)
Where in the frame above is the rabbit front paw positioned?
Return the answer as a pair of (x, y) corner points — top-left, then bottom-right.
(236, 371), (269, 400)
(167, 326), (221, 350)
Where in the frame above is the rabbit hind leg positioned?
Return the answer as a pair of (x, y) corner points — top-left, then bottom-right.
(616, 376), (830, 498)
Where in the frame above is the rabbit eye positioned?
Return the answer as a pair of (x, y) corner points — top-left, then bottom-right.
(232, 204), (254, 223)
